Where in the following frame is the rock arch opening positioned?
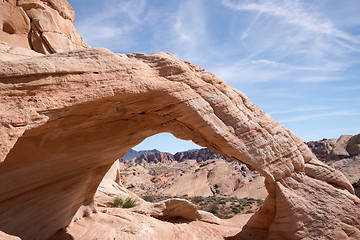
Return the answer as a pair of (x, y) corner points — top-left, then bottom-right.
(120, 132), (267, 218)
(132, 132), (202, 154)
(0, 47), (359, 240)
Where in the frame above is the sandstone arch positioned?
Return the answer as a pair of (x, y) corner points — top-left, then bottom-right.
(1, 44), (359, 239)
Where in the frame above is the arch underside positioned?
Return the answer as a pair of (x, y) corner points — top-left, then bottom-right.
(0, 46), (359, 239)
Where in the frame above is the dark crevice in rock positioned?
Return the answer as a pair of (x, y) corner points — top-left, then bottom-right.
(2, 22), (15, 34)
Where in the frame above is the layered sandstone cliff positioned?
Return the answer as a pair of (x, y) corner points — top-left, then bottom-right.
(0, 1), (359, 240)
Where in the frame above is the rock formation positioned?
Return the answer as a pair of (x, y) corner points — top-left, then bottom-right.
(347, 134), (360, 156)
(331, 135), (352, 160)
(0, 1), (359, 239)
(307, 134), (360, 197)
(306, 138), (337, 162)
(0, 0), (87, 53)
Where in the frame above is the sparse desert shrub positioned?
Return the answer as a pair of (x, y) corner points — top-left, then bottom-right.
(113, 196), (124, 207)
(208, 204), (219, 215)
(231, 207), (240, 214)
(112, 196), (137, 208)
(123, 197), (138, 208)
(142, 195), (156, 202)
(191, 196), (204, 204)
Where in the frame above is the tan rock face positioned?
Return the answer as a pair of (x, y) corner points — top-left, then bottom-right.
(0, 1), (359, 239)
(0, 0), (87, 53)
(332, 135), (352, 159)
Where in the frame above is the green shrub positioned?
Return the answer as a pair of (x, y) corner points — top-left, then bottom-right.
(113, 196), (124, 207)
(112, 196), (137, 208)
(123, 197), (138, 208)
(142, 195), (156, 202)
(208, 204), (219, 214)
(191, 196), (204, 204)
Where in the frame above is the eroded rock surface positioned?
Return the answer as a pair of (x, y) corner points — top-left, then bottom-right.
(0, 1), (359, 239)
(0, 0), (87, 53)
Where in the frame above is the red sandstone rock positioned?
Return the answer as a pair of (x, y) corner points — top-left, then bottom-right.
(331, 135), (352, 159)
(0, 0), (87, 53)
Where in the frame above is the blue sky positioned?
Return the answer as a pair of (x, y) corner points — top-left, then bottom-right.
(68, 0), (360, 153)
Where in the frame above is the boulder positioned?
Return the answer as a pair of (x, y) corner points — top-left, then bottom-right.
(347, 134), (360, 156)
(331, 135), (352, 159)
(135, 198), (201, 221)
(306, 138), (336, 161)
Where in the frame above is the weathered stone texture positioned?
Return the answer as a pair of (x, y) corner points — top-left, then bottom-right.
(0, 0), (87, 54)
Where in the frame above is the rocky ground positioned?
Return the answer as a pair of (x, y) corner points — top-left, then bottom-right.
(141, 195), (264, 219)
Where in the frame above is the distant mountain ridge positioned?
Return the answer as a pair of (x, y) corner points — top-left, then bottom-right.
(121, 149), (160, 161)
(121, 148), (229, 164)
(174, 148), (228, 162)
(134, 152), (175, 164)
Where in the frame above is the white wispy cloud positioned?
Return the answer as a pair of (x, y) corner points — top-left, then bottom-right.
(172, 0), (207, 61)
(115, 0), (147, 24)
(268, 106), (335, 115)
(278, 110), (360, 123)
(250, 59), (281, 66)
(221, 0), (359, 48)
(211, 57), (345, 84)
(218, 0), (360, 89)
(296, 76), (341, 83)
(76, 0), (147, 49)
(211, 60), (290, 83)
(322, 97), (360, 102)
(241, 12), (261, 40)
